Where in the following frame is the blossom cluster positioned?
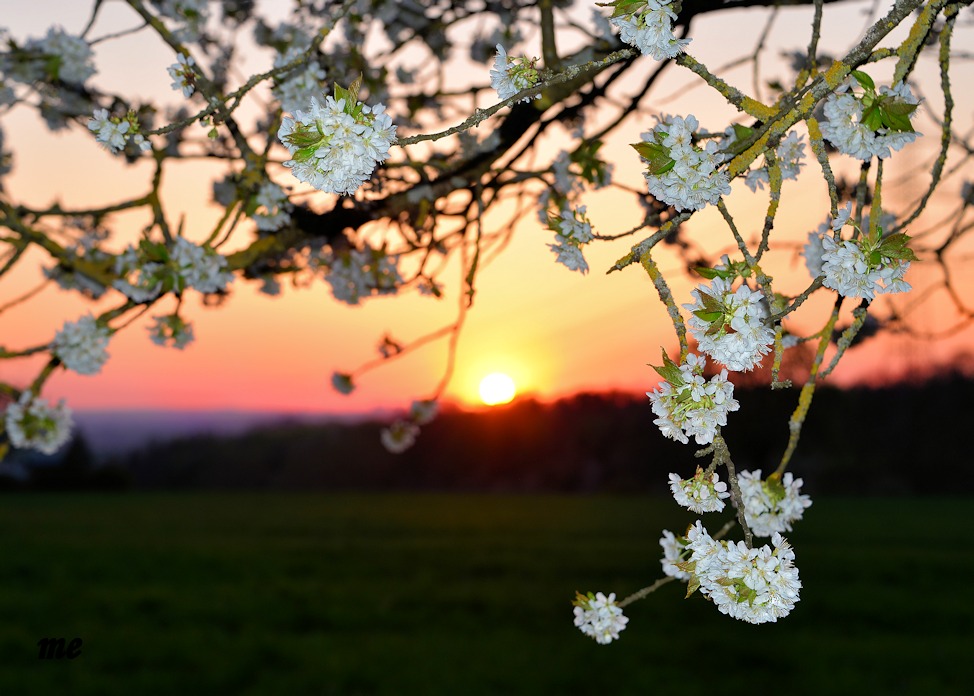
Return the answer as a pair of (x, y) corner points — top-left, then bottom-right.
(320, 246), (402, 305)
(15, 28), (96, 86)
(489, 44), (540, 104)
(821, 234), (911, 302)
(167, 53), (198, 98)
(88, 109), (151, 155)
(668, 467), (730, 513)
(252, 181), (292, 231)
(685, 522), (801, 624)
(148, 314), (195, 350)
(547, 204), (595, 274)
(114, 237), (234, 303)
(272, 46), (327, 114)
(737, 470), (813, 537)
(684, 276), (775, 372)
(635, 114), (731, 211)
(572, 591), (629, 644)
(647, 352), (739, 445)
(820, 75), (920, 161)
(3, 391), (73, 455)
(277, 87), (396, 196)
(606, 0), (691, 61)
(51, 314), (111, 376)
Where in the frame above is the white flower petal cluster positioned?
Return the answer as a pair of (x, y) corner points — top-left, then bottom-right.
(641, 115), (731, 211)
(52, 314), (111, 376)
(668, 467), (730, 513)
(686, 522), (801, 624)
(166, 53), (197, 98)
(648, 353), (739, 445)
(322, 247), (402, 305)
(741, 131), (806, 192)
(272, 47), (327, 114)
(148, 314), (195, 350)
(820, 78), (920, 160)
(113, 246), (164, 303)
(547, 242), (588, 274)
(572, 592), (629, 645)
(253, 180), (292, 231)
(489, 44), (540, 104)
(4, 391), (73, 455)
(547, 204), (594, 275)
(88, 109), (151, 155)
(659, 529), (691, 581)
(26, 28), (95, 85)
(278, 93), (397, 195)
(802, 221), (830, 279)
(170, 237), (234, 294)
(409, 399), (438, 425)
(155, 0), (209, 42)
(685, 277), (775, 372)
(380, 420), (420, 454)
(609, 1), (691, 60)
(821, 235), (910, 302)
(738, 469), (812, 537)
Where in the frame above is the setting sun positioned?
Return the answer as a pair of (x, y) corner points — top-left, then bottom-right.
(478, 373), (517, 406)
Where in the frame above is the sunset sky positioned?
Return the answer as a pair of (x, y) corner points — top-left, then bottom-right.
(1, 0), (972, 417)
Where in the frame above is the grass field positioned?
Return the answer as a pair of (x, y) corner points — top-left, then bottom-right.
(0, 493), (970, 694)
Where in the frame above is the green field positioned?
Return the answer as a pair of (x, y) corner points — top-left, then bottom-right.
(0, 494), (970, 694)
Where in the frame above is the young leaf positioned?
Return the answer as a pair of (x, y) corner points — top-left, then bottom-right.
(694, 266), (719, 280)
(851, 70), (875, 92)
(631, 141), (675, 175)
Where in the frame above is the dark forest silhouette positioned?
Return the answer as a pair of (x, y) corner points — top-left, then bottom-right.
(6, 369), (960, 495)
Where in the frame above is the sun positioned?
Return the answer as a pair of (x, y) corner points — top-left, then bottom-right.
(478, 372), (517, 406)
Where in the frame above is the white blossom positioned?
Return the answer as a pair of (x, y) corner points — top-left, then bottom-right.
(685, 522), (801, 624)
(51, 314), (111, 376)
(639, 114), (730, 212)
(609, 1), (690, 61)
(278, 92), (396, 196)
(409, 399), (438, 425)
(272, 47), (327, 114)
(489, 44), (540, 104)
(659, 529), (691, 581)
(647, 353), (739, 445)
(572, 592), (629, 644)
(821, 235), (910, 302)
(380, 419), (419, 454)
(88, 109), (149, 155)
(167, 53), (197, 98)
(820, 78), (920, 160)
(26, 28), (95, 85)
(548, 241), (589, 274)
(253, 180), (292, 231)
(322, 247), (402, 305)
(685, 277), (775, 372)
(668, 467), (730, 513)
(170, 237), (234, 294)
(738, 469), (812, 537)
(148, 314), (195, 349)
(4, 391), (73, 455)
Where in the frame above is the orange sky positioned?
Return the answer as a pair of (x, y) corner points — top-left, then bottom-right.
(1, 1), (972, 415)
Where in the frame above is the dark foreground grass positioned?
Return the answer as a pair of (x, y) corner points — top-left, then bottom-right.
(0, 494), (970, 695)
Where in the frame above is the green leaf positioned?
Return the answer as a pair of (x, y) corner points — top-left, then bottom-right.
(698, 291), (725, 314)
(694, 266), (719, 279)
(851, 70), (875, 92)
(732, 123), (754, 142)
(652, 349), (684, 385)
(882, 107), (914, 133)
(631, 141), (675, 176)
(694, 309), (723, 323)
(861, 105), (884, 131)
(283, 128), (323, 149)
(291, 145), (318, 162)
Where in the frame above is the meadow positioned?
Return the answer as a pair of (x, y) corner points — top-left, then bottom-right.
(0, 493), (970, 694)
